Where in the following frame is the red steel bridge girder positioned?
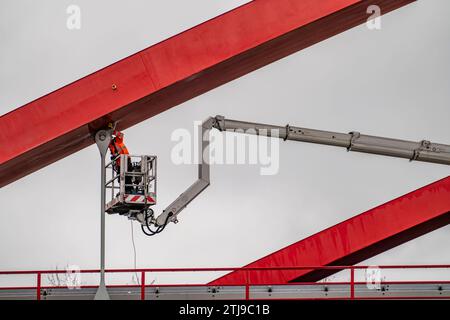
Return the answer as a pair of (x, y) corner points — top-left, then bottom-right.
(210, 176), (450, 285)
(0, 0), (416, 187)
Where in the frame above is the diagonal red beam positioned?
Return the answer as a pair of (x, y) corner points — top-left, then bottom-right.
(210, 176), (450, 285)
(0, 0), (415, 187)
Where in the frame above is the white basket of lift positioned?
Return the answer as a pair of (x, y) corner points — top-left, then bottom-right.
(105, 154), (157, 215)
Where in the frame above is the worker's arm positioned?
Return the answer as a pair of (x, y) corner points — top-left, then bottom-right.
(112, 130), (124, 140)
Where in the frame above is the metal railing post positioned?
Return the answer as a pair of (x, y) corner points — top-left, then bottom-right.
(245, 270), (250, 300)
(350, 267), (355, 300)
(36, 272), (41, 301)
(141, 271), (146, 300)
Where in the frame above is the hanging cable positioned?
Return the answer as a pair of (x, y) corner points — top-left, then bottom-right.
(130, 220), (139, 285)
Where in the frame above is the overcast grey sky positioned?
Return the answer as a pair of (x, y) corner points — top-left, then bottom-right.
(0, 0), (449, 285)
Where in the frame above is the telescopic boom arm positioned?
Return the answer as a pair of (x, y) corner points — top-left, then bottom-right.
(150, 115), (450, 229)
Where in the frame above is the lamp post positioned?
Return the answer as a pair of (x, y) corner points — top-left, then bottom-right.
(94, 129), (112, 300)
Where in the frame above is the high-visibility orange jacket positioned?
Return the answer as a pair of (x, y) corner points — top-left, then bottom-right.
(108, 130), (129, 170)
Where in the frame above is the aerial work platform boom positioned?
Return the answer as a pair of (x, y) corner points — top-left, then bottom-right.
(137, 115), (450, 233)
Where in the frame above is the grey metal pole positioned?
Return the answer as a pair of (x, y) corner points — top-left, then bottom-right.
(94, 129), (112, 300)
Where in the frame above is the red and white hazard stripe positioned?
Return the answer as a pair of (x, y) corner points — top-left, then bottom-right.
(124, 194), (156, 204)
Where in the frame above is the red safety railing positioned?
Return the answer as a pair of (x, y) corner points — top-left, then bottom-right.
(0, 265), (449, 300)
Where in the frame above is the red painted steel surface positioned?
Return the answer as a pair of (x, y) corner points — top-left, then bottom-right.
(210, 176), (450, 285)
(0, 0), (415, 187)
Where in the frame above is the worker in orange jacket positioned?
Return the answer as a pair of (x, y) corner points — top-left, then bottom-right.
(108, 127), (136, 194)
(108, 128), (129, 173)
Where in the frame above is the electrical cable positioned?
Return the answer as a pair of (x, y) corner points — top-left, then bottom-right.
(141, 208), (172, 236)
(130, 220), (139, 285)
(141, 208), (159, 236)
